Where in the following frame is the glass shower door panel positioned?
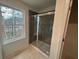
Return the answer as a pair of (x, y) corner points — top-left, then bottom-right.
(38, 15), (54, 55)
(32, 14), (54, 56)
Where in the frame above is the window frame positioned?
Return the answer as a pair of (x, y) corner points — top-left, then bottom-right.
(0, 4), (26, 45)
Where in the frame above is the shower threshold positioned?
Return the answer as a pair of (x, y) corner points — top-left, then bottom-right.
(32, 40), (50, 56)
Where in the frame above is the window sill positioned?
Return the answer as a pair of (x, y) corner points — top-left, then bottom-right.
(3, 36), (26, 45)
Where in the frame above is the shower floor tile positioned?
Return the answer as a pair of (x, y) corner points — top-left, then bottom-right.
(32, 40), (50, 56)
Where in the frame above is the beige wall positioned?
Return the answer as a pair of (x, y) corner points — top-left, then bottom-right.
(62, 24), (78, 59)
(0, 0), (30, 58)
(3, 39), (29, 59)
(62, 0), (78, 59)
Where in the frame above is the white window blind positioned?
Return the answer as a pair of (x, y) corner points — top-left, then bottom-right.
(0, 6), (25, 44)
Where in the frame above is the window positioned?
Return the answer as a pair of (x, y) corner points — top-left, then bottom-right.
(0, 6), (25, 44)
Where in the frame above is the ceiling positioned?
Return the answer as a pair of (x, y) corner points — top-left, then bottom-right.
(21, 0), (56, 12)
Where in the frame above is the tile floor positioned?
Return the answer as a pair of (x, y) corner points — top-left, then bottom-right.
(12, 45), (48, 59)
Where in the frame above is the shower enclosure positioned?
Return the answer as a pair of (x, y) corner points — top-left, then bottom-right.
(31, 12), (54, 56)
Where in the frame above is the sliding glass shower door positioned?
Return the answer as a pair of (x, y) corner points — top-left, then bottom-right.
(32, 13), (54, 56)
